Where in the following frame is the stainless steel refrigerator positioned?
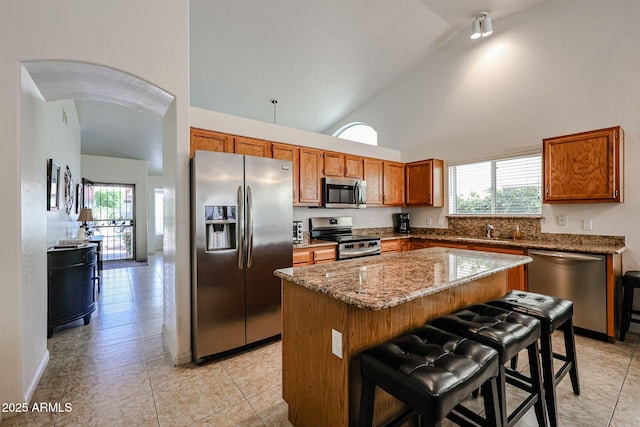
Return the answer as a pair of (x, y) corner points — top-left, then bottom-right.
(191, 150), (293, 361)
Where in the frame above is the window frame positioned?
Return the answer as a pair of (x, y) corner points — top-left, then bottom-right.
(448, 151), (542, 216)
(333, 122), (378, 146)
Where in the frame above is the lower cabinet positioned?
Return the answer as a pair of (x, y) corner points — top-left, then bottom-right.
(381, 238), (412, 254)
(47, 245), (98, 338)
(293, 245), (337, 266)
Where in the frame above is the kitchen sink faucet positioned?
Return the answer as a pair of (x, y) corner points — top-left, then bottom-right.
(486, 224), (495, 238)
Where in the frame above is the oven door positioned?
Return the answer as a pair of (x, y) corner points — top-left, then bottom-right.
(322, 178), (366, 208)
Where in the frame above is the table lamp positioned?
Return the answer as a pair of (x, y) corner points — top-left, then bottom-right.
(77, 208), (94, 240)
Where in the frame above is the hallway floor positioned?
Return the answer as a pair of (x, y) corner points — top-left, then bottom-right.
(4, 255), (640, 426)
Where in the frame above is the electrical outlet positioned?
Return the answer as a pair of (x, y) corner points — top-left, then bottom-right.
(331, 329), (343, 359)
(557, 215), (568, 226)
(582, 219), (593, 230)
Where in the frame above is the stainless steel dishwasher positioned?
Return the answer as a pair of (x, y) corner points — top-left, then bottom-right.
(528, 250), (607, 334)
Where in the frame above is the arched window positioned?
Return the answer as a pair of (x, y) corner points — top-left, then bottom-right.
(333, 122), (377, 146)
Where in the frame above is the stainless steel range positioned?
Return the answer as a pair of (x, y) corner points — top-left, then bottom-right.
(309, 217), (381, 260)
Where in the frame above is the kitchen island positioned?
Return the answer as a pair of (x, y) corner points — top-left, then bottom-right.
(274, 247), (532, 427)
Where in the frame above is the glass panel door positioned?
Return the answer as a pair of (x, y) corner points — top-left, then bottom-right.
(92, 183), (136, 261)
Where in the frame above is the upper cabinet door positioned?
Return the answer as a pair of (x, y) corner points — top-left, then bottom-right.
(364, 158), (383, 206)
(190, 128), (233, 158)
(234, 137), (273, 158)
(405, 159), (444, 207)
(383, 161), (405, 206)
(298, 147), (323, 206)
(543, 126), (623, 203)
(323, 151), (344, 177)
(344, 155), (364, 179)
(272, 143), (299, 204)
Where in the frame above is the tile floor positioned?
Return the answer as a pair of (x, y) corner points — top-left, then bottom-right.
(4, 255), (640, 426)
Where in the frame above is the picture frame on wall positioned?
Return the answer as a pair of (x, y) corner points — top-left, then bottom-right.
(47, 159), (60, 211)
(75, 183), (83, 214)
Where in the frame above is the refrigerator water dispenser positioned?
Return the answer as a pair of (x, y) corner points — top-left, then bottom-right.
(205, 205), (236, 251)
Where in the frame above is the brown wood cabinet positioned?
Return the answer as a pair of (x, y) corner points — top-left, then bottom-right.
(323, 151), (344, 177)
(381, 239), (400, 254)
(383, 161), (405, 206)
(272, 143), (299, 203)
(234, 136), (272, 158)
(543, 126), (623, 203)
(190, 128), (233, 158)
(381, 238), (412, 254)
(344, 155), (364, 179)
(364, 158), (383, 206)
(293, 245), (337, 267)
(405, 159), (444, 207)
(298, 147), (323, 206)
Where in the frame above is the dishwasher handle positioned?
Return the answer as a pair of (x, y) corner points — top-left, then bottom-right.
(529, 250), (603, 262)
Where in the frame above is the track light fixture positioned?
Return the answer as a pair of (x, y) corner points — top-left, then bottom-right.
(471, 12), (493, 39)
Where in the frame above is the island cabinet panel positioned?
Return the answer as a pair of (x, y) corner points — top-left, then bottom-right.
(382, 161), (405, 206)
(405, 159), (444, 207)
(281, 272), (508, 426)
(298, 147), (323, 206)
(233, 136), (272, 158)
(364, 158), (383, 206)
(344, 155), (364, 179)
(543, 126), (623, 203)
(323, 151), (344, 177)
(272, 143), (299, 203)
(189, 128), (233, 158)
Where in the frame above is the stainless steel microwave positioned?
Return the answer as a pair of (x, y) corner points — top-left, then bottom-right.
(322, 177), (366, 208)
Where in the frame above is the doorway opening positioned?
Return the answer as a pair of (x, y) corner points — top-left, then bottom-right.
(92, 183), (136, 261)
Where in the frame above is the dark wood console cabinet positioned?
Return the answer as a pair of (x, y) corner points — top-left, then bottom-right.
(47, 244), (98, 338)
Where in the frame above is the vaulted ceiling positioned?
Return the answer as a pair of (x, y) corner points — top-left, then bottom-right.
(27, 0), (553, 175)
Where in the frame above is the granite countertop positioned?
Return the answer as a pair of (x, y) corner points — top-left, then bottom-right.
(293, 231), (626, 255)
(293, 238), (338, 249)
(275, 247), (531, 310)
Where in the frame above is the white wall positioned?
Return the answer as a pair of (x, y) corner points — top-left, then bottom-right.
(148, 175), (165, 253)
(81, 155), (149, 261)
(0, 0), (189, 409)
(334, 0), (640, 268)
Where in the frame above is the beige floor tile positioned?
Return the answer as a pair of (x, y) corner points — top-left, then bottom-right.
(248, 385), (293, 427)
(193, 401), (264, 426)
(146, 354), (214, 390)
(55, 392), (158, 427)
(58, 362), (152, 423)
(223, 343), (282, 398)
(609, 397), (640, 426)
(153, 364), (245, 427)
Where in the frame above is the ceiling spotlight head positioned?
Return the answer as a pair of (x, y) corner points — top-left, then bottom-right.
(471, 12), (493, 39)
(482, 15), (493, 37)
(471, 19), (481, 39)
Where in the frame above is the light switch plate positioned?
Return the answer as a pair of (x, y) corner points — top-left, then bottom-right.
(557, 215), (567, 226)
(331, 329), (343, 359)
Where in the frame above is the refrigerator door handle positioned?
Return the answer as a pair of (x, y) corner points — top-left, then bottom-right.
(237, 185), (244, 269)
(246, 185), (254, 268)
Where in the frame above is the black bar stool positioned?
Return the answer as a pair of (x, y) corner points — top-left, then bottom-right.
(359, 324), (502, 427)
(431, 304), (548, 427)
(488, 291), (579, 427)
(620, 271), (640, 341)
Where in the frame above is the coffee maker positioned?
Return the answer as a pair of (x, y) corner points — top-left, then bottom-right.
(394, 213), (410, 234)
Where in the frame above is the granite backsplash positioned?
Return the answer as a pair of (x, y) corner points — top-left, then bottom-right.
(354, 216), (625, 248)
